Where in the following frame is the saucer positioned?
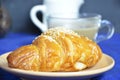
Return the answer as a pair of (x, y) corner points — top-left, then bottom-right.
(0, 52), (115, 80)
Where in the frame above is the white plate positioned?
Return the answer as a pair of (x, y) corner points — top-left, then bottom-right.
(0, 52), (115, 80)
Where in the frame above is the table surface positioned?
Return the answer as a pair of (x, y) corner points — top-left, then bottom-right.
(0, 32), (120, 80)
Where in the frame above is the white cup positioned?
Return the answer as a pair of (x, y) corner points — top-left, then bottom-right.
(47, 13), (114, 43)
(30, 0), (84, 32)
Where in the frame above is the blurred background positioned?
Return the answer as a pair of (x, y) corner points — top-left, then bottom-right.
(1, 0), (120, 34)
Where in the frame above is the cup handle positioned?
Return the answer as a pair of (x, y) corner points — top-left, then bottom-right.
(30, 5), (47, 32)
(95, 20), (115, 43)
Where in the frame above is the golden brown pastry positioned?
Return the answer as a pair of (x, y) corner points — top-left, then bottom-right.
(7, 45), (40, 71)
(7, 27), (102, 72)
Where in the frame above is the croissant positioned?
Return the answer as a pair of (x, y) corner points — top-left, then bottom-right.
(7, 27), (102, 72)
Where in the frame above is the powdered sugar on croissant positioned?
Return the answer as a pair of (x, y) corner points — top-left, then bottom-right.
(7, 27), (102, 72)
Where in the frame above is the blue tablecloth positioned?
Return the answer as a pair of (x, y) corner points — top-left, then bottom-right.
(0, 32), (120, 80)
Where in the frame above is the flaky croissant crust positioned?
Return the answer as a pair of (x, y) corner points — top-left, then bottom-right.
(7, 28), (102, 72)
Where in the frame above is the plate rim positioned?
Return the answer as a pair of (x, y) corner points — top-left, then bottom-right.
(0, 52), (115, 77)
